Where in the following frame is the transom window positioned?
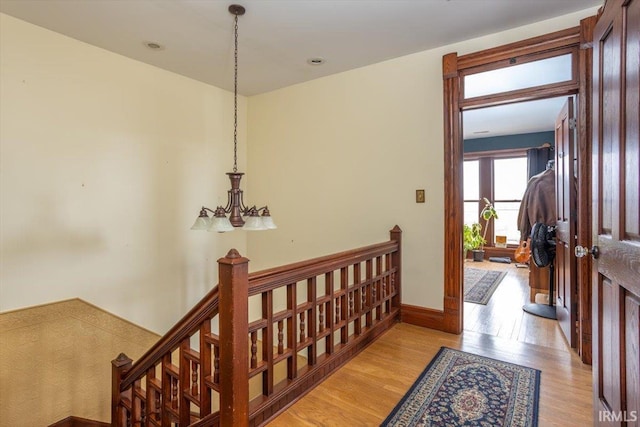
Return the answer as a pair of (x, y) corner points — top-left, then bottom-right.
(463, 52), (575, 100)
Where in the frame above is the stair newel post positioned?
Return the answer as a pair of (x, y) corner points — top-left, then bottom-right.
(218, 248), (250, 427)
(111, 353), (133, 427)
(390, 225), (402, 311)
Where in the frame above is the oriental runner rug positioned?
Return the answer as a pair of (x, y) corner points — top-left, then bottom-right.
(464, 267), (507, 305)
(381, 347), (540, 427)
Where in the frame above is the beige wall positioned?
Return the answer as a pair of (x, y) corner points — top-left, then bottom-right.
(0, 8), (599, 328)
(0, 14), (247, 333)
(0, 299), (159, 426)
(246, 8), (598, 310)
(0, 8), (599, 425)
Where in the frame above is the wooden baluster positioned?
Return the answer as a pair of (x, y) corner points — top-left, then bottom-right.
(365, 259), (373, 326)
(385, 253), (392, 313)
(362, 287), (366, 309)
(155, 393), (161, 420)
(199, 321), (212, 418)
(286, 283), (298, 380)
(390, 225), (402, 309)
(326, 271), (335, 355)
(382, 271), (387, 298)
(161, 354), (172, 424)
(340, 267), (349, 344)
(375, 255), (383, 320)
(306, 277), (318, 366)
(277, 320), (284, 354)
(213, 344), (220, 384)
(299, 311), (306, 342)
(262, 290), (275, 397)
(192, 361), (198, 396)
(146, 366), (156, 424)
(179, 339), (191, 426)
(335, 298), (340, 323)
(140, 401), (146, 426)
(353, 264), (361, 332)
(132, 378), (141, 427)
(376, 256), (383, 299)
(349, 292), (354, 317)
(251, 331), (258, 369)
(318, 304), (325, 332)
(172, 377), (178, 409)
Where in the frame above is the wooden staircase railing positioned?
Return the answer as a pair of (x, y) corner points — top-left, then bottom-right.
(112, 226), (402, 427)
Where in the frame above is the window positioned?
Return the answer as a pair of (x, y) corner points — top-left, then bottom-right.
(463, 155), (528, 245)
(463, 53), (574, 99)
(463, 160), (479, 227)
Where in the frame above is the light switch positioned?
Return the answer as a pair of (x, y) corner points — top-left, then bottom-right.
(416, 189), (425, 203)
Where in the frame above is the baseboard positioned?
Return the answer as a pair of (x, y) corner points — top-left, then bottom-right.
(400, 304), (445, 330)
(49, 416), (109, 427)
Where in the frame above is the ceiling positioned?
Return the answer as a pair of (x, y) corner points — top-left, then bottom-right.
(1, 0), (600, 138)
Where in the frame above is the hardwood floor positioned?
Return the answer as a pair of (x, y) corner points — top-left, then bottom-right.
(463, 259), (569, 351)
(267, 261), (592, 426)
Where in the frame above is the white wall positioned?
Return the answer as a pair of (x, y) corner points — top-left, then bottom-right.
(0, 14), (247, 333)
(246, 8), (598, 310)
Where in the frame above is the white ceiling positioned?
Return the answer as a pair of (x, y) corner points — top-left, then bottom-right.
(464, 97), (569, 139)
(0, 0), (600, 138)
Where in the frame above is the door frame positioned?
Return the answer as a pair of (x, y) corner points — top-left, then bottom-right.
(442, 18), (597, 364)
(555, 96), (578, 348)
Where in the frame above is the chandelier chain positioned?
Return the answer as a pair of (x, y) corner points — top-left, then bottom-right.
(233, 12), (239, 173)
(190, 5), (275, 232)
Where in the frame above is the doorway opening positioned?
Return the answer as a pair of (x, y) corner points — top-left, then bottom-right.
(442, 18), (596, 364)
(461, 96), (575, 351)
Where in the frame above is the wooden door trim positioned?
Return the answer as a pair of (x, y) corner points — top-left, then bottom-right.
(555, 96), (578, 348)
(442, 20), (595, 364)
(577, 15), (597, 365)
(442, 52), (463, 333)
(457, 27), (581, 69)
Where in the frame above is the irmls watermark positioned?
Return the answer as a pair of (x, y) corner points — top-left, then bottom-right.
(598, 410), (638, 422)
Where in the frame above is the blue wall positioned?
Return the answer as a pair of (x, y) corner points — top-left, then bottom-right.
(463, 131), (554, 153)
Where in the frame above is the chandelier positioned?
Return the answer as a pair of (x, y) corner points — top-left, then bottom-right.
(191, 4), (276, 233)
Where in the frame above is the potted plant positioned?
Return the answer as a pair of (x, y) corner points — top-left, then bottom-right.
(480, 197), (499, 245)
(463, 198), (499, 262)
(463, 223), (486, 261)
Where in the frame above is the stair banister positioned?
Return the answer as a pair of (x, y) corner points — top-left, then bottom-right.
(111, 226), (402, 427)
(118, 286), (219, 392)
(217, 248), (250, 426)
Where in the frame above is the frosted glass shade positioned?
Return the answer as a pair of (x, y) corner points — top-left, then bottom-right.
(243, 215), (267, 231)
(208, 216), (235, 233)
(191, 216), (211, 230)
(261, 215), (277, 229)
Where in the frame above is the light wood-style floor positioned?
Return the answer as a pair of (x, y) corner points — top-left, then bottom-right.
(463, 259), (569, 351)
(268, 261), (592, 426)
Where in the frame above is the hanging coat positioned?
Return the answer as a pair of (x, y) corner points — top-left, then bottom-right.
(517, 168), (556, 241)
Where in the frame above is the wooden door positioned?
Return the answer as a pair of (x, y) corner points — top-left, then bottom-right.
(555, 97), (577, 348)
(592, 0), (640, 424)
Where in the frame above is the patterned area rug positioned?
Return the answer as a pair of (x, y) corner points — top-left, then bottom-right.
(464, 267), (507, 304)
(381, 347), (540, 427)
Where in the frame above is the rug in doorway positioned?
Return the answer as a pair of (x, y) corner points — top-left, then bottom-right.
(464, 267), (507, 305)
(381, 347), (541, 427)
